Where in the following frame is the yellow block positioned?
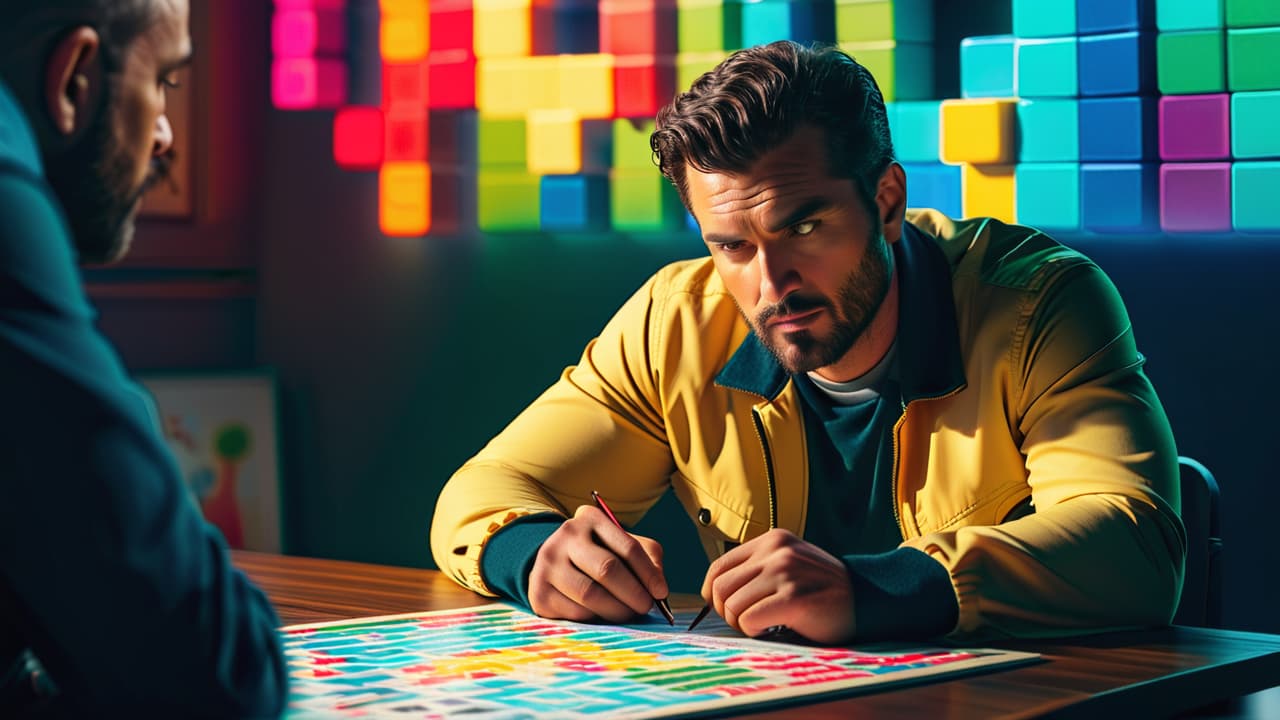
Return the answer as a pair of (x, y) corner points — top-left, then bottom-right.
(380, 161), (431, 236)
(526, 109), (584, 174)
(940, 98), (1017, 165)
(961, 163), (1015, 222)
(476, 56), (558, 117)
(474, 0), (532, 58)
(380, 9), (429, 62)
(557, 54), (614, 119)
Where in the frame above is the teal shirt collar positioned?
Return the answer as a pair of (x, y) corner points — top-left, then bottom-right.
(715, 222), (966, 404)
(0, 78), (44, 176)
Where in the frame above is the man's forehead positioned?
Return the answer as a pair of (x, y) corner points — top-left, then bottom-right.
(130, 0), (191, 61)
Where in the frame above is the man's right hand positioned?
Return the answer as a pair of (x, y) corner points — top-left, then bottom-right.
(527, 504), (669, 623)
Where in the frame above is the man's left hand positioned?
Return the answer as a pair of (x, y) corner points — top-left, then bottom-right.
(700, 528), (855, 644)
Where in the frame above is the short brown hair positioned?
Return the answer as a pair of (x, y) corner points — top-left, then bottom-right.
(651, 41), (895, 215)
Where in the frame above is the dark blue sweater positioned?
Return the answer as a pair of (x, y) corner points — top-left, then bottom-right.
(0, 80), (287, 717)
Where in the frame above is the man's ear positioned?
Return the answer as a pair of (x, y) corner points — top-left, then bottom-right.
(44, 27), (103, 139)
(875, 162), (907, 244)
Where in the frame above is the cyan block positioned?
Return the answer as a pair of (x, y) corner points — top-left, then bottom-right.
(889, 101), (941, 162)
(1079, 97), (1156, 161)
(1017, 99), (1079, 162)
(1015, 163), (1081, 230)
(1159, 162), (1233, 232)
(1226, 0), (1280, 28)
(1081, 163), (1159, 232)
(1156, 0), (1224, 31)
(1077, 0), (1153, 34)
(1078, 31), (1157, 96)
(903, 163), (961, 217)
(1232, 161), (1280, 231)
(1158, 94), (1230, 160)
(960, 35), (1016, 98)
(835, 0), (933, 44)
(1012, 0), (1076, 38)
(1157, 30), (1226, 94)
(540, 174), (610, 231)
(1231, 90), (1280, 158)
(741, 0), (835, 47)
(1227, 27), (1280, 91)
(1015, 37), (1078, 97)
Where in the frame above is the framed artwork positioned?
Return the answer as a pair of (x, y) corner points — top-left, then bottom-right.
(138, 370), (283, 552)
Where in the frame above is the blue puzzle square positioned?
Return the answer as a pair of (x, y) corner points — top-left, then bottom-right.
(1077, 0), (1153, 34)
(1081, 163), (1159, 232)
(903, 163), (962, 218)
(960, 35), (1016, 98)
(540, 175), (610, 231)
(1078, 31), (1157, 96)
(1018, 99), (1079, 162)
(1016, 163), (1081, 230)
(1079, 96), (1156, 161)
(1016, 37), (1078, 97)
(890, 101), (941, 162)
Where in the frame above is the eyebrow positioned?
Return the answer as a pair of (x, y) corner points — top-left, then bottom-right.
(160, 51), (194, 75)
(765, 197), (833, 234)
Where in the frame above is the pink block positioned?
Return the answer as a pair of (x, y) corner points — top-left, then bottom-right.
(273, 0), (346, 8)
(1158, 94), (1230, 161)
(272, 58), (348, 109)
(272, 9), (346, 57)
(1159, 163), (1232, 233)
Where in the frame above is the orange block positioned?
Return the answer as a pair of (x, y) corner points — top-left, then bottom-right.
(380, 162), (432, 236)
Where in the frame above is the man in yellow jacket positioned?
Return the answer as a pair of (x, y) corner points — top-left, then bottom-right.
(432, 40), (1184, 644)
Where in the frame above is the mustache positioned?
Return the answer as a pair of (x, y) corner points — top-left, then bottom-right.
(756, 293), (831, 326)
(140, 150), (177, 195)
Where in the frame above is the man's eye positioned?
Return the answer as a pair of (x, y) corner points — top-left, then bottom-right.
(715, 241), (748, 254)
(161, 73), (182, 90)
(793, 220), (817, 236)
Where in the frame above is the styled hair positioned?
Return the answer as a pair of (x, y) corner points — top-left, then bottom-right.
(651, 41), (895, 214)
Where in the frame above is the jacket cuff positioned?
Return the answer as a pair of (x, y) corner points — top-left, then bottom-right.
(842, 547), (959, 642)
(479, 514), (563, 608)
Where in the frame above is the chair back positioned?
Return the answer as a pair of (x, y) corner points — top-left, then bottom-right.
(1172, 456), (1223, 627)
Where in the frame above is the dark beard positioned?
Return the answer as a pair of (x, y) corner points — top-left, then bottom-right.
(753, 231), (894, 375)
(40, 86), (170, 265)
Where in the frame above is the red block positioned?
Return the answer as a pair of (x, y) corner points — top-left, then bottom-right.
(599, 0), (676, 56)
(382, 60), (430, 110)
(333, 106), (385, 170)
(614, 54), (676, 119)
(427, 49), (476, 109)
(384, 107), (429, 162)
(430, 0), (474, 52)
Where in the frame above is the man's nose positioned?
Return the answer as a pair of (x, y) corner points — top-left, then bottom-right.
(153, 114), (174, 157)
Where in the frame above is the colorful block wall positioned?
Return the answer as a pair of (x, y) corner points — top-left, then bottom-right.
(273, 0), (1280, 236)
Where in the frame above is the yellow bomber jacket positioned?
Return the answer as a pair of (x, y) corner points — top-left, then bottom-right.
(431, 210), (1185, 639)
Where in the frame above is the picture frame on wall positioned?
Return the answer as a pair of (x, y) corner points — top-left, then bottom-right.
(137, 370), (284, 553)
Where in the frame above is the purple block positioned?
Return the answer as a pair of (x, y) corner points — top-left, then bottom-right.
(1159, 94), (1230, 161)
(1159, 163), (1232, 233)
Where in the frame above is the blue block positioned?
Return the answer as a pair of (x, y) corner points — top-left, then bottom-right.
(540, 175), (609, 231)
(904, 163), (962, 218)
(1081, 163), (1159, 232)
(1079, 97), (1156, 161)
(960, 35), (1016, 98)
(1077, 0), (1153, 34)
(1078, 31), (1157, 96)
(1232, 161), (1280, 231)
(1018, 99), (1079, 162)
(1013, 0), (1076, 38)
(889, 101), (941, 162)
(533, 0), (600, 54)
(1016, 37), (1078, 97)
(741, 0), (834, 47)
(1016, 163), (1081, 230)
(1156, 0), (1224, 31)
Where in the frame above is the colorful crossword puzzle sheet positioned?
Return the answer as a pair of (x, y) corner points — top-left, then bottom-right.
(281, 604), (1038, 718)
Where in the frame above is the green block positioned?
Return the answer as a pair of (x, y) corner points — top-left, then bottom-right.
(1231, 91), (1280, 158)
(478, 171), (542, 231)
(840, 40), (933, 101)
(677, 0), (743, 51)
(1226, 0), (1280, 27)
(613, 119), (657, 171)
(1228, 27), (1280, 91)
(676, 51), (730, 94)
(610, 169), (686, 232)
(1157, 30), (1225, 94)
(477, 117), (527, 169)
(1156, 0), (1224, 31)
(836, 0), (932, 44)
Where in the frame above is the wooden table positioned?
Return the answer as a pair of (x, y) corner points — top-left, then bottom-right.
(234, 551), (1280, 719)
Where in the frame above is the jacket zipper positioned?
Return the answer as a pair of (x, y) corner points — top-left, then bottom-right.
(891, 388), (964, 539)
(751, 408), (779, 530)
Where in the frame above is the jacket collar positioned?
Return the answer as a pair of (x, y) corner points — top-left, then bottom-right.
(715, 221), (966, 403)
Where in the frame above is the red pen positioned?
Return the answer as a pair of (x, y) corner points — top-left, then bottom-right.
(590, 491), (675, 625)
